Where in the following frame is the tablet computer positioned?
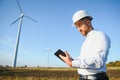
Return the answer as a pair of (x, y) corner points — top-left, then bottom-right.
(54, 49), (73, 62)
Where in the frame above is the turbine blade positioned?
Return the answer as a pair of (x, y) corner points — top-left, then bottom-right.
(25, 15), (37, 23)
(16, 0), (23, 13)
(10, 17), (21, 26)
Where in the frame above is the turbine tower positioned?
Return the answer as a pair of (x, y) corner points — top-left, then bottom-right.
(11, 0), (37, 68)
(44, 48), (53, 68)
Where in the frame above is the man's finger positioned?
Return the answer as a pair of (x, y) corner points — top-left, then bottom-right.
(65, 51), (70, 57)
(59, 54), (64, 59)
(59, 54), (66, 62)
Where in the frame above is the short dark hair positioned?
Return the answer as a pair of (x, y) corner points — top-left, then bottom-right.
(80, 16), (93, 21)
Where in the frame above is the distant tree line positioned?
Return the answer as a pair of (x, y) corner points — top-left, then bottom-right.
(0, 60), (120, 68)
(0, 65), (27, 68)
(107, 60), (120, 67)
(0, 65), (40, 68)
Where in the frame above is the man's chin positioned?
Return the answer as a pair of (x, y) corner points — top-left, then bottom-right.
(83, 34), (87, 36)
(81, 32), (86, 36)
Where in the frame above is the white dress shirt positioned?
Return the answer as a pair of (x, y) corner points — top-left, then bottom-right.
(72, 30), (111, 75)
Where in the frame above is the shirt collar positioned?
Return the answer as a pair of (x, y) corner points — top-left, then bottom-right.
(86, 30), (96, 37)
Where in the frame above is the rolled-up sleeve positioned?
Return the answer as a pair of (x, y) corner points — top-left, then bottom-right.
(72, 55), (103, 69)
(72, 57), (81, 68)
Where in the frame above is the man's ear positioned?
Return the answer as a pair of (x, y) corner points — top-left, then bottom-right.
(86, 19), (91, 26)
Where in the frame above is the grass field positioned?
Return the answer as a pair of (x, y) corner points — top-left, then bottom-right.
(0, 67), (120, 80)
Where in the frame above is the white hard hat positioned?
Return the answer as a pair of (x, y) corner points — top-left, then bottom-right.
(72, 10), (92, 26)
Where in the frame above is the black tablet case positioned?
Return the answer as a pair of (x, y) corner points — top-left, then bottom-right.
(54, 49), (66, 62)
(54, 49), (73, 62)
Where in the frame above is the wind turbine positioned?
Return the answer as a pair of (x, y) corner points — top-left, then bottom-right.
(11, 0), (37, 68)
(44, 47), (53, 68)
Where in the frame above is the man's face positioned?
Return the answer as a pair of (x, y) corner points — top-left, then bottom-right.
(74, 20), (91, 36)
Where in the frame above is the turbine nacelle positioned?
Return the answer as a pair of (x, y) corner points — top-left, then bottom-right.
(20, 13), (24, 17)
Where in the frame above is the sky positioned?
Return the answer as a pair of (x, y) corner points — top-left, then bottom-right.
(0, 0), (120, 67)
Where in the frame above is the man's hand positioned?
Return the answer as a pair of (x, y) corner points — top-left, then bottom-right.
(59, 51), (72, 67)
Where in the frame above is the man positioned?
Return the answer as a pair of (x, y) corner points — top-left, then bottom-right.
(59, 10), (111, 80)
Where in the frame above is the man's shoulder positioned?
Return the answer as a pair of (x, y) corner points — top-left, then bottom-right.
(94, 30), (106, 36)
(94, 30), (110, 41)
(88, 30), (109, 39)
